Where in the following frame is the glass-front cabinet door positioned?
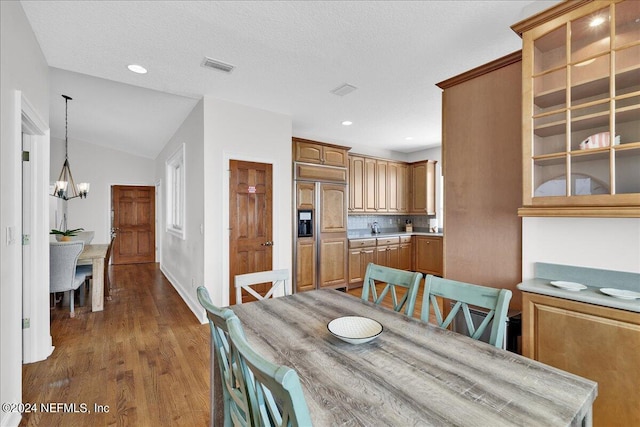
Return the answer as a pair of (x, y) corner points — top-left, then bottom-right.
(519, 0), (640, 216)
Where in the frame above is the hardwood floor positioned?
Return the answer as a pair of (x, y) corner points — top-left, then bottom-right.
(21, 263), (210, 427)
(20, 266), (429, 426)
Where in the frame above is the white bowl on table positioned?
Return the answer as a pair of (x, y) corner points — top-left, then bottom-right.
(327, 316), (383, 345)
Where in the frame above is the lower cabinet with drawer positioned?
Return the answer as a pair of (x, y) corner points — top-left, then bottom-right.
(347, 238), (376, 289)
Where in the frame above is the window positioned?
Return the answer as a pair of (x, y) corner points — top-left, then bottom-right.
(166, 144), (185, 239)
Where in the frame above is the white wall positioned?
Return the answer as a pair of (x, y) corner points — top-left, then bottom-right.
(50, 136), (155, 244)
(522, 217), (640, 279)
(0, 2), (50, 426)
(203, 97), (292, 311)
(155, 100), (205, 318)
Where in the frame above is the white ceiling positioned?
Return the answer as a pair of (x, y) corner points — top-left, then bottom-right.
(21, 1), (561, 159)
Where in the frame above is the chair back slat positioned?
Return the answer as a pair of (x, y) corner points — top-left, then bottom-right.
(421, 275), (512, 349)
(361, 263), (422, 317)
(227, 316), (312, 427)
(235, 269), (289, 304)
(196, 287), (251, 426)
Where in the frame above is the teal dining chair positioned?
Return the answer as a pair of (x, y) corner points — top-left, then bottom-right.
(361, 263), (423, 317)
(196, 287), (250, 427)
(420, 275), (512, 349)
(226, 316), (313, 427)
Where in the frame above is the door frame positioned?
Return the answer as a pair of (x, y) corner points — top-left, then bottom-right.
(19, 92), (53, 363)
(222, 152), (287, 307)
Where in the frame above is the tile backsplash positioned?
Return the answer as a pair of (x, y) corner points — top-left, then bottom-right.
(348, 214), (438, 232)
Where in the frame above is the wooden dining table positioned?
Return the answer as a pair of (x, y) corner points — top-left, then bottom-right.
(77, 244), (108, 312)
(225, 289), (597, 426)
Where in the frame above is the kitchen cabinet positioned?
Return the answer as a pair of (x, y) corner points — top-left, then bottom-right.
(375, 236), (400, 270)
(348, 238), (376, 288)
(296, 239), (316, 292)
(294, 141), (349, 292)
(398, 236), (412, 271)
(376, 160), (388, 211)
(409, 160), (437, 215)
(293, 138), (349, 168)
(512, 0), (640, 217)
(413, 236), (442, 276)
(388, 162), (409, 213)
(348, 155), (410, 214)
(522, 292), (640, 426)
(348, 156), (365, 213)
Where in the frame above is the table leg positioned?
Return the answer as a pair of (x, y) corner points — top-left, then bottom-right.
(91, 257), (105, 312)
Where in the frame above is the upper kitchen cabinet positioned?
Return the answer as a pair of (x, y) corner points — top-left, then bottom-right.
(513, 0), (640, 217)
(348, 154), (409, 214)
(409, 160), (437, 215)
(293, 137), (349, 167)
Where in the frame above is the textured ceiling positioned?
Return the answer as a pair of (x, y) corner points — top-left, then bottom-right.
(21, 1), (561, 159)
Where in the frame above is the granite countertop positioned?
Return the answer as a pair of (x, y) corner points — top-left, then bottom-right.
(348, 229), (443, 239)
(517, 263), (640, 313)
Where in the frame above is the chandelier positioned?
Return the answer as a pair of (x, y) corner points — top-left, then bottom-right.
(51, 95), (89, 200)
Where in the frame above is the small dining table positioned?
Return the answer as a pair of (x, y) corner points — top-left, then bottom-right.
(77, 244), (108, 312)
(225, 289), (597, 426)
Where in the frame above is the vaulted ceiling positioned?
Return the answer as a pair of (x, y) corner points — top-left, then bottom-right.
(21, 1), (561, 159)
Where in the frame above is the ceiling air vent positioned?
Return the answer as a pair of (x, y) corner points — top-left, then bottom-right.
(201, 57), (235, 73)
(331, 83), (358, 97)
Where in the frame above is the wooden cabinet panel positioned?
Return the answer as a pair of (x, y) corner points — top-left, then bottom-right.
(296, 182), (315, 210)
(296, 239), (315, 292)
(413, 236), (442, 276)
(397, 163), (409, 213)
(293, 138), (349, 167)
(376, 160), (388, 211)
(349, 156), (411, 214)
(348, 246), (375, 288)
(410, 161), (437, 215)
(376, 242), (399, 270)
(295, 141), (323, 164)
(364, 158), (377, 212)
(398, 240), (412, 271)
(319, 237), (347, 288)
(349, 156), (365, 212)
(320, 183), (347, 233)
(323, 146), (349, 168)
(522, 292), (640, 426)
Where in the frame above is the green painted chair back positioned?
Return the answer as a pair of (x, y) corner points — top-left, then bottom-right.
(196, 287), (251, 427)
(420, 275), (512, 349)
(227, 316), (313, 427)
(360, 263), (422, 317)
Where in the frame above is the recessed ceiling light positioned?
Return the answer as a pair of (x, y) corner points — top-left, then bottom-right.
(341, 121), (353, 126)
(405, 137), (414, 141)
(589, 16), (605, 27)
(127, 64), (147, 74)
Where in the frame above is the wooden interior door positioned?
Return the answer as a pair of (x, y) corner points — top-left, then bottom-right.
(112, 185), (155, 265)
(229, 160), (273, 304)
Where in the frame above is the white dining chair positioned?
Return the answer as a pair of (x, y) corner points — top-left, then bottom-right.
(234, 269), (289, 305)
(50, 241), (91, 317)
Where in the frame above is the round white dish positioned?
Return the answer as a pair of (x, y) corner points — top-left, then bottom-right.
(599, 288), (640, 300)
(327, 316), (383, 345)
(550, 281), (587, 291)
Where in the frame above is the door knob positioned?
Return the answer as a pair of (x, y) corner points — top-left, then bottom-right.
(261, 241), (274, 246)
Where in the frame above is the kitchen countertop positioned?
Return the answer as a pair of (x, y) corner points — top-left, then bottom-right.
(517, 262), (640, 313)
(348, 230), (443, 239)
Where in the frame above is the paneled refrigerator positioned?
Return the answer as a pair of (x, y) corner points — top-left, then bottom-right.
(293, 162), (348, 292)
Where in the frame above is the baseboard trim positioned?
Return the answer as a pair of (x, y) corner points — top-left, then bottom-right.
(159, 265), (206, 324)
